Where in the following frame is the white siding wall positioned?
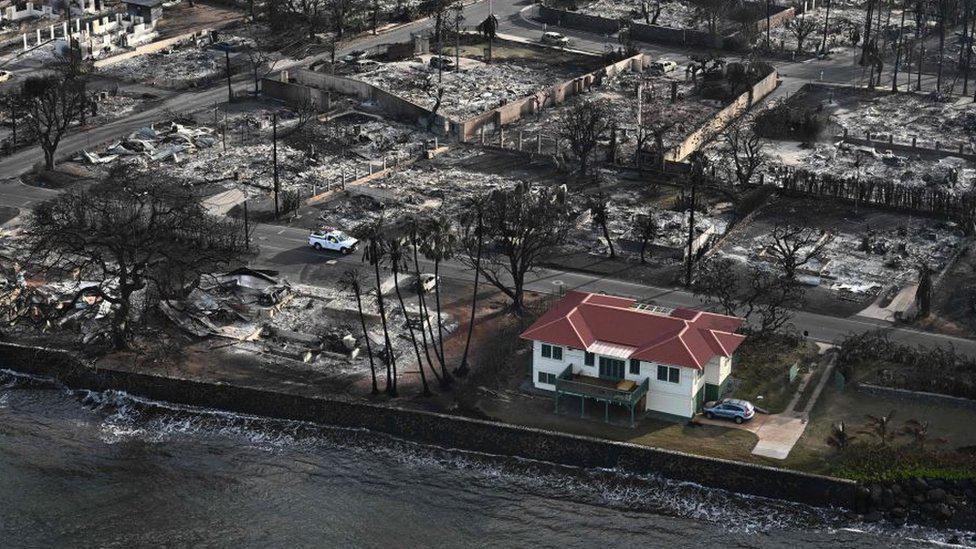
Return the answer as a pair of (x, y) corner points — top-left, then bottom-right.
(531, 340), (580, 391)
(704, 356), (733, 386)
(644, 362), (698, 418)
(529, 339), (702, 419)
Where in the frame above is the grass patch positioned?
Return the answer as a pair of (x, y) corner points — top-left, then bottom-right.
(829, 443), (976, 482)
(730, 334), (817, 413)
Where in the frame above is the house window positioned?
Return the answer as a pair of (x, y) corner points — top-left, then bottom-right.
(629, 359), (640, 375)
(598, 357), (625, 380)
(584, 352), (595, 366)
(540, 344), (562, 360)
(657, 365), (680, 384)
(537, 371), (556, 384)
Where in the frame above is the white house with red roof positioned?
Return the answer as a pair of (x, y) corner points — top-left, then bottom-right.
(520, 291), (746, 422)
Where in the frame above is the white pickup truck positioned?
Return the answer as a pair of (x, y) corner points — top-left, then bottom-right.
(308, 228), (359, 254)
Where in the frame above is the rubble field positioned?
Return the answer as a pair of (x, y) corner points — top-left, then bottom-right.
(504, 69), (723, 159)
(712, 196), (965, 298)
(352, 43), (598, 120)
(102, 43), (235, 87)
(77, 99), (434, 204)
(764, 3), (869, 52)
(160, 268), (455, 376)
(764, 140), (974, 195)
(574, 0), (747, 32)
(784, 84), (976, 147)
(759, 84), (976, 193)
(311, 148), (729, 264)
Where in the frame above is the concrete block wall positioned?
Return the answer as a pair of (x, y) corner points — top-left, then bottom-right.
(664, 69), (778, 163)
(456, 52), (647, 141)
(266, 69), (452, 135)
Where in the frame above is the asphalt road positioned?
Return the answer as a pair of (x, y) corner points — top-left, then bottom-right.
(1, 0), (973, 356)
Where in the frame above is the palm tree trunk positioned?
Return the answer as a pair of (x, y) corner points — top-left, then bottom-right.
(433, 259), (451, 384)
(372, 241), (397, 396)
(394, 267), (431, 396)
(457, 219), (483, 377)
(353, 284), (379, 395)
(410, 233), (443, 381)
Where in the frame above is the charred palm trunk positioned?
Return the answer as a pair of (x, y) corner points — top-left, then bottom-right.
(393, 266), (431, 396)
(409, 232), (443, 384)
(432, 259), (451, 384)
(372, 240), (397, 396)
(353, 283), (379, 395)
(457, 216), (483, 377)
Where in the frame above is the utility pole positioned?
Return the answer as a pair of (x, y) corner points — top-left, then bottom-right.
(685, 182), (697, 288)
(272, 112), (280, 219)
(225, 50), (233, 103)
(243, 199), (250, 250)
(820, 0), (832, 54)
(892, 7), (906, 91)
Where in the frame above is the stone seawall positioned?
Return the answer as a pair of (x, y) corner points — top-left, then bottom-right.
(0, 342), (858, 509)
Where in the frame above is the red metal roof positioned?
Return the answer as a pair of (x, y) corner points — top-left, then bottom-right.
(520, 291), (746, 370)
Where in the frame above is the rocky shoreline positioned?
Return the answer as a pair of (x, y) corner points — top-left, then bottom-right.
(858, 478), (976, 533)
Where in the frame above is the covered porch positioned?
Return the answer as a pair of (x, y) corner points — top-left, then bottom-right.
(553, 364), (649, 427)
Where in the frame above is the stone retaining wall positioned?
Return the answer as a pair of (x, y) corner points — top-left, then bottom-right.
(0, 341), (859, 509)
(664, 69), (779, 162)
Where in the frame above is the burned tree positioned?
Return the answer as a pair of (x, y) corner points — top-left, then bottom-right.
(789, 16), (819, 53)
(244, 42), (280, 95)
(463, 183), (576, 315)
(477, 14), (498, 63)
(413, 72), (445, 131)
(355, 215), (398, 396)
(587, 192), (615, 259)
(22, 168), (249, 349)
(640, 0), (663, 24)
(766, 222), (828, 281)
(694, 257), (803, 337)
(340, 267), (379, 394)
(716, 117), (768, 192)
(633, 210), (658, 263)
(21, 75), (88, 170)
(559, 98), (615, 174)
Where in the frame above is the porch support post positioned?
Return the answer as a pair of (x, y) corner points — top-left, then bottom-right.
(605, 401), (609, 423)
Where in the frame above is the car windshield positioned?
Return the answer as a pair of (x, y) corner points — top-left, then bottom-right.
(335, 231), (351, 240)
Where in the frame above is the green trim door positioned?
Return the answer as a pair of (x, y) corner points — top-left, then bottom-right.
(705, 383), (720, 402)
(598, 357), (625, 380)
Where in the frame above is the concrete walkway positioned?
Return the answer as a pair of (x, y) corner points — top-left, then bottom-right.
(857, 284), (919, 323)
(696, 352), (838, 460)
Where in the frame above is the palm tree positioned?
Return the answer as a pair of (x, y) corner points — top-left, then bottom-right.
(420, 214), (458, 385)
(902, 418), (947, 451)
(386, 227), (432, 396)
(405, 215), (443, 386)
(456, 198), (484, 377)
(826, 421), (855, 451)
(860, 410), (897, 446)
(477, 14), (498, 64)
(356, 215), (398, 397)
(339, 267), (379, 395)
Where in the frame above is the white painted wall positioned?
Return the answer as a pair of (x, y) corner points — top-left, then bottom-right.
(703, 356), (731, 386)
(529, 339), (705, 419)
